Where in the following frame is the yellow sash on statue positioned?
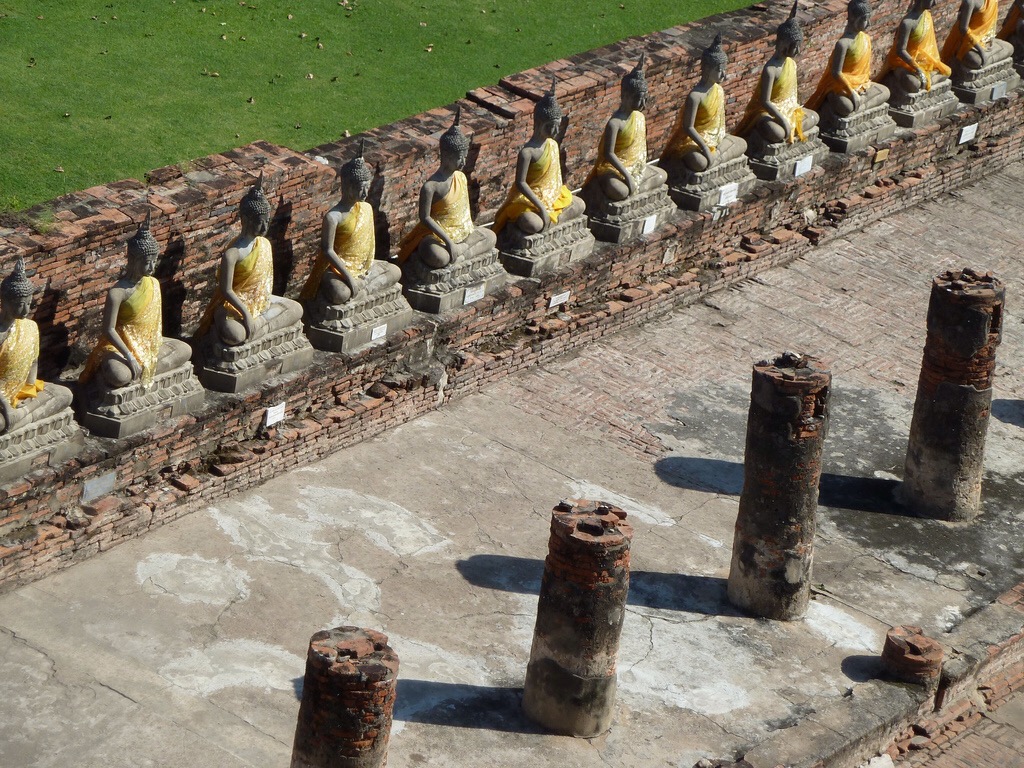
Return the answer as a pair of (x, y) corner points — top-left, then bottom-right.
(999, 3), (1022, 40)
(81, 275), (162, 387)
(301, 202), (375, 300)
(398, 171), (475, 263)
(943, 0), (999, 61)
(737, 57), (807, 143)
(199, 236), (273, 334)
(807, 31), (874, 110)
(664, 84), (727, 159)
(882, 10), (951, 89)
(585, 110), (649, 187)
(493, 138), (574, 234)
(0, 319), (43, 407)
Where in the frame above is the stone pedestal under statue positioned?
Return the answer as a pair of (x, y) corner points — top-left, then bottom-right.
(580, 180), (673, 244)
(746, 129), (830, 182)
(949, 54), (1020, 103)
(817, 101), (897, 153)
(197, 311), (313, 393)
(943, 0), (1020, 103)
(0, 387), (82, 484)
(885, 76), (959, 126)
(497, 217), (595, 277)
(402, 248), (507, 313)
(668, 155), (757, 211)
(81, 344), (206, 439)
(305, 282), (413, 354)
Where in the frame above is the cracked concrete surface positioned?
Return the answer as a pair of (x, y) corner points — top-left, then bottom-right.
(1, 167), (1023, 767)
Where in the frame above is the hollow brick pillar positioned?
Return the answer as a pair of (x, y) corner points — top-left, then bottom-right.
(522, 499), (633, 737)
(727, 352), (831, 621)
(291, 626), (399, 768)
(902, 268), (1004, 522)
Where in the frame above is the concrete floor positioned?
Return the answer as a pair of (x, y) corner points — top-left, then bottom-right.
(1, 165), (1023, 767)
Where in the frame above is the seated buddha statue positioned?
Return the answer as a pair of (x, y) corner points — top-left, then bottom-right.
(493, 81), (587, 238)
(998, 0), (1024, 63)
(942, 0), (1014, 72)
(736, 0), (820, 149)
(300, 143), (401, 315)
(582, 54), (668, 203)
(660, 34), (749, 178)
(197, 172), (303, 348)
(807, 0), (891, 119)
(881, 0), (951, 96)
(80, 214), (192, 392)
(0, 259), (72, 435)
(398, 109), (496, 269)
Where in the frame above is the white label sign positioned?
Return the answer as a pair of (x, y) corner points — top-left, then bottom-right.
(959, 123), (979, 144)
(718, 182), (739, 206)
(641, 214), (658, 235)
(794, 155), (814, 177)
(463, 283), (486, 305)
(549, 290), (571, 309)
(370, 323), (388, 341)
(83, 470), (117, 503)
(991, 81), (1008, 100)
(265, 402), (286, 427)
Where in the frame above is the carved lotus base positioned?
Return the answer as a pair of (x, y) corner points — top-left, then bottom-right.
(668, 154), (757, 212)
(81, 360), (205, 439)
(819, 101), (898, 153)
(497, 214), (596, 277)
(402, 243), (507, 314)
(885, 76), (960, 127)
(305, 283), (414, 354)
(580, 184), (675, 244)
(0, 388), (82, 484)
(746, 128), (830, 182)
(950, 53), (1020, 104)
(198, 320), (314, 394)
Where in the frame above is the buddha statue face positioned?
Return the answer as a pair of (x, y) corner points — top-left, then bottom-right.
(125, 221), (160, 279)
(703, 59), (726, 84)
(342, 173), (370, 203)
(0, 260), (34, 322)
(1, 292), (32, 323)
(850, 2), (870, 30)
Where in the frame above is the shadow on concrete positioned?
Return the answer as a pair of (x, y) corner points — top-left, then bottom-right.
(292, 676), (304, 701)
(456, 554), (737, 616)
(841, 654), (885, 683)
(653, 456), (909, 517)
(394, 680), (540, 733)
(993, 399), (1024, 428)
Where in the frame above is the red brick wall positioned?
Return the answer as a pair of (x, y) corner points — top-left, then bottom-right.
(0, 0), (1022, 590)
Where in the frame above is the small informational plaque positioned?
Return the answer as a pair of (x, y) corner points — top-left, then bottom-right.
(83, 470), (117, 503)
(991, 81), (1008, 100)
(549, 290), (571, 309)
(641, 214), (658, 234)
(959, 123), (979, 144)
(371, 323), (388, 341)
(463, 283), (486, 305)
(794, 155), (814, 177)
(265, 402), (286, 427)
(718, 182), (739, 206)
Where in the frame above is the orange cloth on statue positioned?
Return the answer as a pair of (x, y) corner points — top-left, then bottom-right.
(198, 236), (274, 336)
(397, 171), (475, 263)
(493, 138), (574, 234)
(736, 57), (807, 143)
(80, 276), (162, 387)
(881, 10), (950, 89)
(663, 83), (727, 160)
(584, 110), (648, 188)
(300, 202), (375, 300)
(942, 0), (999, 62)
(806, 31), (874, 111)
(0, 319), (43, 407)
(999, 3), (1022, 40)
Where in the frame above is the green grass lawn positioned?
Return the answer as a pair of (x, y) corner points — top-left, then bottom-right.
(0, 0), (749, 210)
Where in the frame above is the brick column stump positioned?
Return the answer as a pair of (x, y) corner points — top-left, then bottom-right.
(291, 626), (399, 768)
(523, 499), (633, 737)
(728, 352), (831, 621)
(903, 268), (1004, 522)
(881, 625), (944, 690)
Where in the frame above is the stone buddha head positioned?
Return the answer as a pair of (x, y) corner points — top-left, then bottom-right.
(534, 77), (565, 140)
(340, 140), (373, 203)
(126, 212), (161, 279)
(1, 258), (34, 322)
(702, 33), (729, 84)
(621, 53), (649, 112)
(239, 171), (272, 237)
(776, 0), (805, 57)
(849, 0), (871, 31)
(439, 107), (471, 173)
